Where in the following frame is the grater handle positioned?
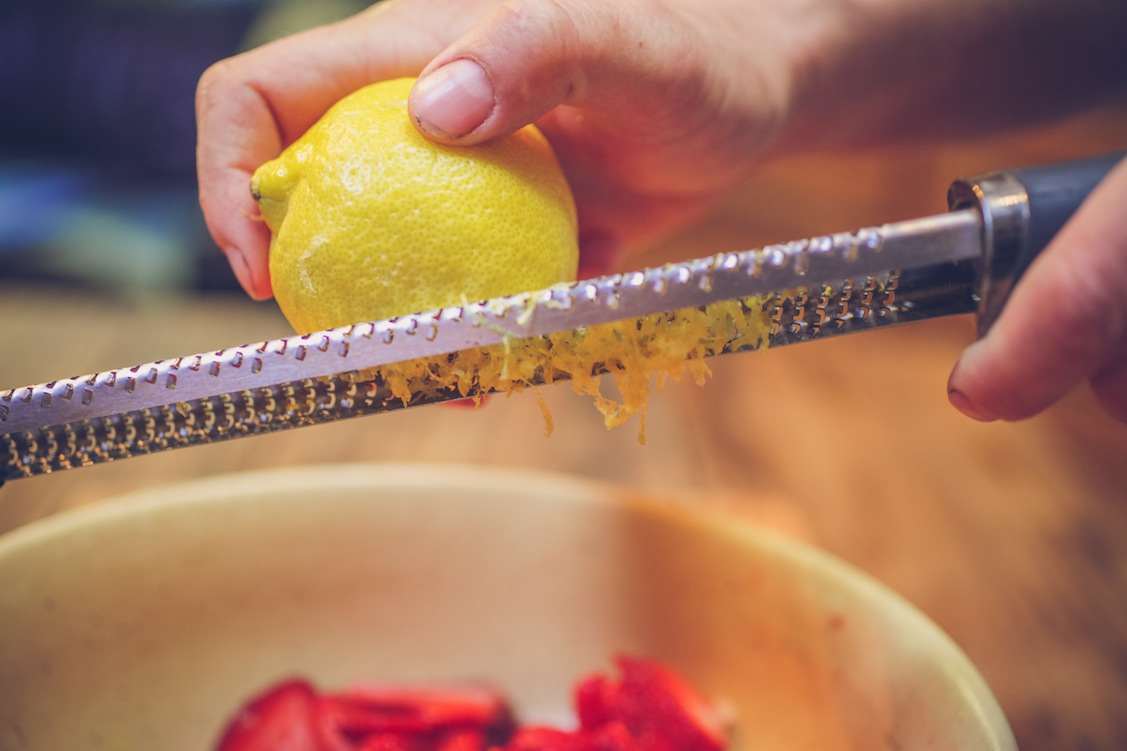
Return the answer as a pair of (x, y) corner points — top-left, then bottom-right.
(1012, 152), (1126, 255)
(948, 150), (1126, 335)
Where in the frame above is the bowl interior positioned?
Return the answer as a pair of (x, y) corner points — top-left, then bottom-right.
(0, 465), (1013, 750)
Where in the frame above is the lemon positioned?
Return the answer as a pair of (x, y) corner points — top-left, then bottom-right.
(252, 78), (579, 334)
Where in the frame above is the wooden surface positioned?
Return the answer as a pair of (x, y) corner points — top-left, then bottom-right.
(3, 108), (1126, 748)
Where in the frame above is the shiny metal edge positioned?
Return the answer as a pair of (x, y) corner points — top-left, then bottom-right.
(947, 173), (1031, 336)
(1, 256), (981, 481)
(0, 210), (981, 436)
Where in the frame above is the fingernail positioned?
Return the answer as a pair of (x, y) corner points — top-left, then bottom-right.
(224, 247), (256, 296)
(947, 346), (998, 421)
(947, 387), (997, 422)
(411, 59), (494, 139)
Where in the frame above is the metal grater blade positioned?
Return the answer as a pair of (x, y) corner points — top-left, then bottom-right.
(1, 209), (982, 482)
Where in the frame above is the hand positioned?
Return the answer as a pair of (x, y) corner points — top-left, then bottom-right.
(947, 157), (1127, 424)
(197, 0), (1127, 424)
(195, 0), (809, 299)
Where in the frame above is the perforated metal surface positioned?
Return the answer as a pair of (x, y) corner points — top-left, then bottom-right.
(1, 209), (982, 481)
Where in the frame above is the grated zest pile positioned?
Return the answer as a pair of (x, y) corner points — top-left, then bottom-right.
(369, 297), (770, 442)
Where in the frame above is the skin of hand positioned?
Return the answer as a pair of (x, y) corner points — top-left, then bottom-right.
(196, 0), (1127, 422)
(947, 157), (1127, 424)
(196, 0), (810, 293)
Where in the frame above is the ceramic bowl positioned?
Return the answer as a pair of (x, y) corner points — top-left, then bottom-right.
(0, 464), (1014, 749)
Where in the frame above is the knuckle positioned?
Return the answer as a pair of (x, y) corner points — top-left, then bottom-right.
(501, 0), (584, 47)
(195, 58), (240, 117)
(489, 0), (589, 101)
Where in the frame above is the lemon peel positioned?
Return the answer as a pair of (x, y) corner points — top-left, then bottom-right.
(254, 78), (578, 333)
(361, 296), (770, 441)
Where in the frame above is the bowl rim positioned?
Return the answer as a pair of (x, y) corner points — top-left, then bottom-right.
(0, 462), (1016, 749)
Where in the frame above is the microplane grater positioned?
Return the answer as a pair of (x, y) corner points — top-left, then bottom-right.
(1, 152), (1121, 483)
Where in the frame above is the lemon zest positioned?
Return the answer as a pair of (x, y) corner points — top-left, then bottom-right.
(367, 296), (770, 441)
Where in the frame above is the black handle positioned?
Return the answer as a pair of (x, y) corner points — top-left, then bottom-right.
(1011, 151), (1125, 255)
(948, 150), (1125, 334)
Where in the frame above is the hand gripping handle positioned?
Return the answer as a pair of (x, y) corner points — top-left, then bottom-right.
(948, 151), (1125, 335)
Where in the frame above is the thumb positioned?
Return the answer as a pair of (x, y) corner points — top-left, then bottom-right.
(407, 0), (694, 144)
(947, 156), (1127, 421)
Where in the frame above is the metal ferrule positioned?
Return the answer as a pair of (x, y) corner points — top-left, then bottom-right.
(947, 172), (1032, 336)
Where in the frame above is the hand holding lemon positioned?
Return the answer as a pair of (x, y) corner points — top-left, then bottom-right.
(240, 73), (769, 435)
(195, 0), (792, 302)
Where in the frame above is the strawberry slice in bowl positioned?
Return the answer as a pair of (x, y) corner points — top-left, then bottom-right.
(216, 679), (322, 751)
(322, 685), (511, 736)
(574, 658), (726, 751)
(213, 658), (726, 751)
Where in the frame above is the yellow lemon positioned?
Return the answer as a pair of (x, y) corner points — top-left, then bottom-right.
(252, 78), (579, 334)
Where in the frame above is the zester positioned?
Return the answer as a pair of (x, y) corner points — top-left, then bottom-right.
(2, 151), (1122, 483)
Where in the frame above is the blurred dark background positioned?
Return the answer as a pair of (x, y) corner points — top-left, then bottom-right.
(0, 0), (370, 297)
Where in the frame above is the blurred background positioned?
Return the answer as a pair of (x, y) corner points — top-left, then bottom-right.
(0, 0), (369, 298)
(1, 0), (1127, 747)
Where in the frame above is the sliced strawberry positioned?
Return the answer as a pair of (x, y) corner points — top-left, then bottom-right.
(505, 724), (639, 751)
(586, 722), (637, 751)
(437, 729), (489, 751)
(505, 727), (590, 751)
(323, 686), (512, 736)
(574, 676), (616, 731)
(357, 734), (426, 751)
(613, 658), (725, 751)
(216, 678), (321, 751)
(314, 696), (365, 751)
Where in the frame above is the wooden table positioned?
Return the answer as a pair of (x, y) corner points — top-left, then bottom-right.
(3, 110), (1126, 748)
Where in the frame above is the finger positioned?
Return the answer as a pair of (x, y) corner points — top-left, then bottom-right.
(195, 1), (489, 297)
(948, 157), (1127, 421)
(539, 105), (718, 275)
(407, 0), (707, 146)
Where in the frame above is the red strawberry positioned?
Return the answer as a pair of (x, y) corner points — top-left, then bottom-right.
(324, 686), (511, 735)
(216, 679), (321, 751)
(357, 734), (425, 751)
(438, 729), (489, 751)
(505, 727), (590, 751)
(613, 658), (725, 751)
(219, 659), (723, 751)
(574, 676), (616, 731)
(587, 722), (637, 751)
(314, 696), (365, 751)
(503, 723), (643, 751)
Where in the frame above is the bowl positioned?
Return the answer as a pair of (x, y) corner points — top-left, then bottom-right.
(0, 464), (1014, 750)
